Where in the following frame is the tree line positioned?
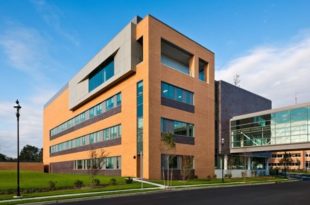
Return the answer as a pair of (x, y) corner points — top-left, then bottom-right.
(0, 145), (42, 162)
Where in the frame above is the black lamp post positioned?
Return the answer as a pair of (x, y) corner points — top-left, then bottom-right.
(221, 138), (225, 183)
(14, 100), (21, 198)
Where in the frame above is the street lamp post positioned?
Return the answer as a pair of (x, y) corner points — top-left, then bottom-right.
(221, 138), (225, 183)
(14, 100), (21, 198)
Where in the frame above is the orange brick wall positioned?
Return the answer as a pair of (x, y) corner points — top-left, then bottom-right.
(0, 162), (43, 172)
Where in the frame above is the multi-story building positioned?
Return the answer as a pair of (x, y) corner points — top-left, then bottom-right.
(269, 150), (310, 170)
(43, 15), (215, 179)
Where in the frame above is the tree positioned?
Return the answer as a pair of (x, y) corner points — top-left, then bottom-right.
(161, 132), (176, 187)
(279, 152), (293, 177)
(181, 156), (194, 180)
(88, 148), (108, 184)
(19, 145), (42, 162)
(0, 153), (6, 161)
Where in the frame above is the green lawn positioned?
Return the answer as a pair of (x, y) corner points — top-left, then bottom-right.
(150, 176), (288, 186)
(0, 170), (152, 200)
(0, 171), (289, 202)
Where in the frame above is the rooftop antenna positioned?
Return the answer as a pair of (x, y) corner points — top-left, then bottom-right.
(233, 74), (241, 87)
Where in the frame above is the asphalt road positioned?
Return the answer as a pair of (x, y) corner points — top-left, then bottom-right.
(56, 181), (310, 205)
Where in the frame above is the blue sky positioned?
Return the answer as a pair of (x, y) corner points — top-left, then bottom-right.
(0, 0), (310, 156)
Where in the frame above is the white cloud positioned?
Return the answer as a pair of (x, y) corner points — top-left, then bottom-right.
(31, 0), (79, 46)
(0, 25), (57, 82)
(0, 99), (42, 157)
(0, 24), (58, 157)
(216, 32), (310, 108)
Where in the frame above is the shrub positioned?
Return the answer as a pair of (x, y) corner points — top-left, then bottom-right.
(125, 177), (133, 184)
(74, 180), (84, 188)
(110, 178), (117, 185)
(225, 174), (232, 179)
(48, 180), (57, 191)
(92, 178), (100, 186)
(213, 174), (217, 179)
(206, 175), (212, 180)
(241, 171), (247, 178)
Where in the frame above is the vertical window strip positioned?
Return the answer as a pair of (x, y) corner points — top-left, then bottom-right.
(137, 81), (143, 154)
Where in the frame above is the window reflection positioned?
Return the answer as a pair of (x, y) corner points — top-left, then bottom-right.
(231, 105), (310, 148)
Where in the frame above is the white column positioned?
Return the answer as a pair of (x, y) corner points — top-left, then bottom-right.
(265, 158), (269, 175)
(224, 155), (228, 170)
(247, 157), (251, 171)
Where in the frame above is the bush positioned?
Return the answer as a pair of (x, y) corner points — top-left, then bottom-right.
(270, 168), (279, 176)
(125, 177), (133, 184)
(225, 174), (232, 179)
(213, 174), (217, 179)
(109, 178), (117, 185)
(241, 171), (247, 178)
(92, 178), (100, 186)
(206, 175), (212, 180)
(74, 180), (84, 188)
(48, 180), (57, 191)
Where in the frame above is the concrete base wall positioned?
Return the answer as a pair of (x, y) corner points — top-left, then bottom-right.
(215, 169), (268, 178)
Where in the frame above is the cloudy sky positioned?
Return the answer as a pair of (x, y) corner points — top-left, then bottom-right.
(0, 0), (309, 157)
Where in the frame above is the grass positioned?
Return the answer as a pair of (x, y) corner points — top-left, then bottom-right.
(288, 170), (310, 175)
(0, 171), (289, 203)
(150, 176), (288, 186)
(0, 171), (153, 200)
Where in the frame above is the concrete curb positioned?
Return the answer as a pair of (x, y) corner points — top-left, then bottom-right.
(0, 187), (160, 204)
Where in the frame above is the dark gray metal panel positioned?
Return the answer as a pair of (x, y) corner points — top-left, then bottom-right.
(173, 135), (195, 145)
(161, 97), (195, 113)
(215, 80), (272, 155)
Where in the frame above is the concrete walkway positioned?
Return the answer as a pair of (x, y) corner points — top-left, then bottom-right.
(133, 178), (166, 189)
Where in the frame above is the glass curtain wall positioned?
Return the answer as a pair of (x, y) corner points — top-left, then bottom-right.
(231, 105), (310, 148)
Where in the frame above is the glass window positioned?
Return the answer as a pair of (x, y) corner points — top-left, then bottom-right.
(199, 59), (207, 81)
(161, 118), (194, 137)
(161, 40), (192, 76)
(105, 158), (113, 169)
(89, 59), (114, 92)
(174, 121), (187, 136)
(106, 97), (114, 111)
(161, 82), (193, 105)
(116, 93), (122, 106)
(89, 134), (94, 144)
(161, 83), (169, 98)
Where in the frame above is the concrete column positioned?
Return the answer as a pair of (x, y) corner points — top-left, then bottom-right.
(224, 155), (228, 170)
(265, 158), (269, 175)
(247, 157), (251, 170)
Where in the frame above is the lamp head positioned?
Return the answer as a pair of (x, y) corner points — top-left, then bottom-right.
(221, 138), (225, 145)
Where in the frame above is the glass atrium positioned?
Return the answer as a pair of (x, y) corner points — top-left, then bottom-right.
(231, 105), (310, 148)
